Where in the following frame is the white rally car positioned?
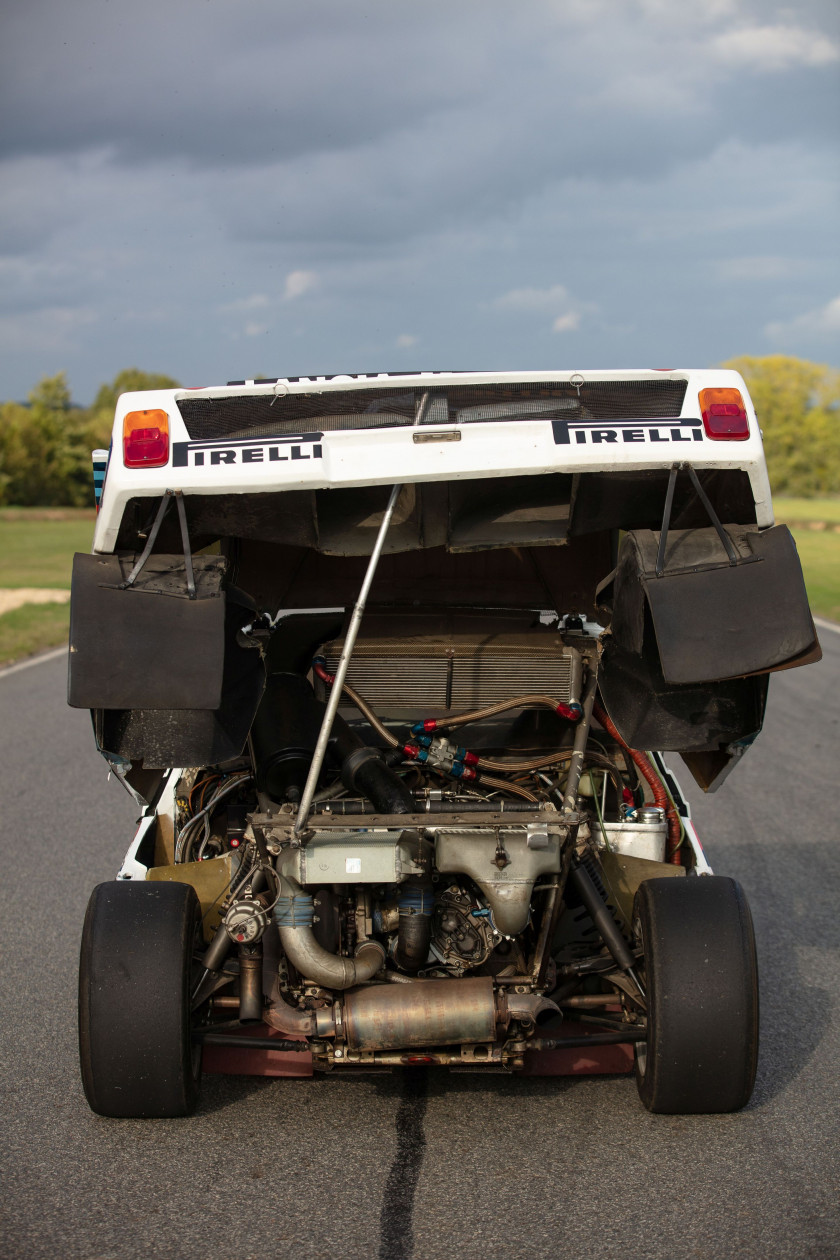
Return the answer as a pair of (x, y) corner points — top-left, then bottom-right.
(70, 369), (819, 1117)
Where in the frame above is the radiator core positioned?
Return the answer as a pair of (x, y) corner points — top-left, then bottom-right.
(322, 634), (583, 718)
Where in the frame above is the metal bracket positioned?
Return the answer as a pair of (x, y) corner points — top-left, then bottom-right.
(656, 462), (740, 578)
(120, 489), (196, 598)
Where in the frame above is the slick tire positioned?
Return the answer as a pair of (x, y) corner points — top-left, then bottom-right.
(634, 875), (759, 1115)
(79, 880), (202, 1118)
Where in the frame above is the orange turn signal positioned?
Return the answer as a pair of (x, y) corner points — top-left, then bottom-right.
(698, 388), (749, 441)
(123, 409), (170, 467)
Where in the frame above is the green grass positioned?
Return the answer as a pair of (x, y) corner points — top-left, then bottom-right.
(789, 529), (840, 623)
(774, 497), (840, 524)
(0, 515), (95, 588)
(0, 602), (70, 666)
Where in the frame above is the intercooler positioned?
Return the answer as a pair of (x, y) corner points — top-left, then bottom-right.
(321, 632), (583, 718)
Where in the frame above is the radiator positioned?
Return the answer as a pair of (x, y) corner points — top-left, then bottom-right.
(322, 634), (583, 717)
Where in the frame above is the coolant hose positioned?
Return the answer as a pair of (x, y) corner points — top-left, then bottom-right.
(313, 660), (401, 749)
(593, 700), (682, 864)
(324, 702), (414, 813)
(274, 877), (386, 990)
(350, 751), (414, 813)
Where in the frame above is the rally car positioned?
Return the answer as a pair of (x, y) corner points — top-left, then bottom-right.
(70, 369), (819, 1117)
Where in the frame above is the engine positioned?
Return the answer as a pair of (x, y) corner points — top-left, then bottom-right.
(174, 613), (673, 1069)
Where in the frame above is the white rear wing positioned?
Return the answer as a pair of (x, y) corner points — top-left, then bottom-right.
(93, 368), (773, 552)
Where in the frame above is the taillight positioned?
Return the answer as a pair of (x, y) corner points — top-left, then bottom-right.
(698, 388), (749, 441)
(123, 409), (170, 467)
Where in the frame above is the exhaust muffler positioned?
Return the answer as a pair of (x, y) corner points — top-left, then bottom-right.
(342, 977), (502, 1051)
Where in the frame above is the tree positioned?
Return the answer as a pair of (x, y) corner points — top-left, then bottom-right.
(723, 355), (840, 497)
(85, 368), (180, 448)
(0, 368), (181, 506)
(0, 373), (91, 506)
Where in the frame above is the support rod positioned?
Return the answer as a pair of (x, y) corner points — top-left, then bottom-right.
(293, 483), (403, 836)
(195, 1032), (310, 1051)
(562, 667), (598, 811)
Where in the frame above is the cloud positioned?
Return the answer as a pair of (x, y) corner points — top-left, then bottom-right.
(0, 0), (838, 398)
(552, 312), (581, 333)
(283, 270), (317, 300)
(396, 334), (418, 348)
(0, 0), (487, 167)
(0, 304), (98, 355)
(766, 294), (840, 342)
(218, 293), (271, 314)
(494, 284), (585, 334)
(494, 285), (573, 313)
(711, 24), (840, 71)
(713, 256), (800, 281)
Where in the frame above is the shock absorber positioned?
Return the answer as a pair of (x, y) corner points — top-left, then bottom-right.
(568, 857), (644, 996)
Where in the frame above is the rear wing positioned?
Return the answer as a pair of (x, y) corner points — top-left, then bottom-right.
(91, 369), (774, 552)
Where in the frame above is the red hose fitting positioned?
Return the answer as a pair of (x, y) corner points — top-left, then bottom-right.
(313, 660), (335, 685)
(556, 701), (583, 722)
(593, 701), (682, 865)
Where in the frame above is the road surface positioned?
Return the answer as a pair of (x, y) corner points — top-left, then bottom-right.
(1, 634), (838, 1260)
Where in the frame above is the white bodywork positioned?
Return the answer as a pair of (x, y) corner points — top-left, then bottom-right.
(93, 368), (773, 552)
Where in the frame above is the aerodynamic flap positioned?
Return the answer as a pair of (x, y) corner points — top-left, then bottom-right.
(600, 523), (819, 684)
(68, 552), (227, 710)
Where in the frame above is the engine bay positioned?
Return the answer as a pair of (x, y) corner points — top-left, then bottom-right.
(140, 606), (693, 1073)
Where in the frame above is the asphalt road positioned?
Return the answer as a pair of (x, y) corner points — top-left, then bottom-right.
(1, 635), (838, 1260)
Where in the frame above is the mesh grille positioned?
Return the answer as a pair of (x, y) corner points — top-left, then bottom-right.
(177, 379), (688, 441)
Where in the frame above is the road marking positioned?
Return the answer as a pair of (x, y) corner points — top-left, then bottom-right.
(0, 645), (67, 679)
(813, 617), (840, 636)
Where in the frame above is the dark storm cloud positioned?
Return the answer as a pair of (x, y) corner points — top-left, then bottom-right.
(0, 0), (837, 398)
(3, 0), (836, 181)
(0, 0), (491, 165)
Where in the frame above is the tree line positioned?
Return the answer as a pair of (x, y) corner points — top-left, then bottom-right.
(0, 358), (838, 506)
(0, 369), (179, 507)
(722, 356), (840, 499)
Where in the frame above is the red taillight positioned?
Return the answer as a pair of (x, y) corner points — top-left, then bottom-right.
(123, 409), (170, 467)
(698, 388), (749, 441)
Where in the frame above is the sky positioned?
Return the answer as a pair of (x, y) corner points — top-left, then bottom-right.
(1, 0), (838, 403)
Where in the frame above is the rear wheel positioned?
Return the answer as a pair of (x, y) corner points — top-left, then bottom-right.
(79, 881), (203, 1118)
(634, 875), (759, 1114)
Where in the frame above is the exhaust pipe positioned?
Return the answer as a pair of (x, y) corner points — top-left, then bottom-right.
(263, 967), (561, 1048)
(274, 877), (385, 991)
